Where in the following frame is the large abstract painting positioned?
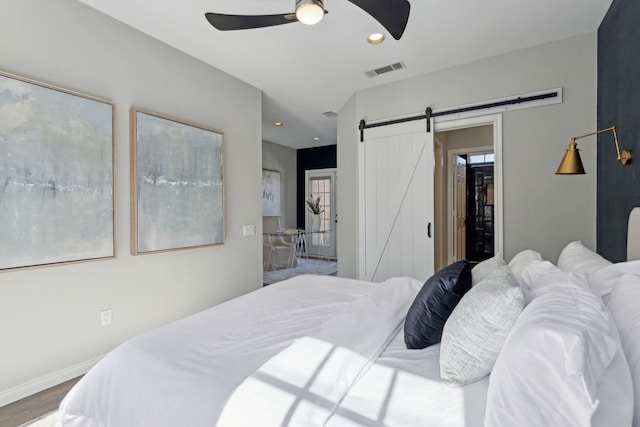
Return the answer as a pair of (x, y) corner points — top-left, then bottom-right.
(262, 169), (281, 216)
(131, 109), (224, 254)
(0, 71), (114, 270)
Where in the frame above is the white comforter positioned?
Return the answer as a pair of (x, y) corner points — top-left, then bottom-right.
(60, 275), (422, 427)
(327, 335), (489, 427)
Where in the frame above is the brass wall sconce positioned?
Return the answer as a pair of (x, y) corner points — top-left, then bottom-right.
(556, 126), (632, 174)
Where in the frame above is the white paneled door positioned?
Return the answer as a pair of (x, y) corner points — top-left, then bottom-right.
(305, 168), (337, 258)
(359, 118), (435, 282)
(454, 155), (467, 262)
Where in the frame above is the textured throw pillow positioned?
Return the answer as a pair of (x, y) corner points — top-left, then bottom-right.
(440, 266), (524, 385)
(485, 272), (619, 427)
(557, 241), (612, 274)
(404, 260), (472, 349)
(471, 255), (505, 286)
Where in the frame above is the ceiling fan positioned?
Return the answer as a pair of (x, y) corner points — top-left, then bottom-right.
(205, 0), (411, 40)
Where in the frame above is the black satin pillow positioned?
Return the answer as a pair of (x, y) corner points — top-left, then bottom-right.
(404, 260), (472, 349)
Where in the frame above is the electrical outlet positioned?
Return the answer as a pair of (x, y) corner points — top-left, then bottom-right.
(101, 309), (112, 326)
(243, 224), (256, 236)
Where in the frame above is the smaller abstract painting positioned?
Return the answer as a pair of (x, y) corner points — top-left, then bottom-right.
(131, 109), (224, 254)
(262, 169), (281, 216)
(0, 71), (114, 270)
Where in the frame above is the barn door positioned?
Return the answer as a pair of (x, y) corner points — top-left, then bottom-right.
(359, 118), (435, 282)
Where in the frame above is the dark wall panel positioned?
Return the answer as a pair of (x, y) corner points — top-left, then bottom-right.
(597, 0), (640, 262)
(296, 145), (337, 228)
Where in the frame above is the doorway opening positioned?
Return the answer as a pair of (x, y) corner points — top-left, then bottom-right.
(466, 152), (494, 263)
(433, 117), (501, 271)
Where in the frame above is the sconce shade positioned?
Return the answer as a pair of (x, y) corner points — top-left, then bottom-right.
(556, 141), (586, 174)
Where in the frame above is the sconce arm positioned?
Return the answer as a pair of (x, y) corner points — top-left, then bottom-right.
(572, 126), (631, 165)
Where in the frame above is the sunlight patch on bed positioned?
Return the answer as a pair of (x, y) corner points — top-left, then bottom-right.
(338, 363), (395, 419)
(259, 335), (334, 388)
(217, 336), (372, 426)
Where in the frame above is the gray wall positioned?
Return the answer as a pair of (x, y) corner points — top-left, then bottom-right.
(337, 33), (598, 276)
(262, 140), (297, 228)
(442, 126), (494, 151)
(0, 0), (262, 398)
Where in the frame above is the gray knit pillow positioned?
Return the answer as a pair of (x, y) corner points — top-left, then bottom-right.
(440, 266), (524, 385)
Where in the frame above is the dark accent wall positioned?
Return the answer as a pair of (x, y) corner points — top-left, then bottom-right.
(597, 0), (640, 261)
(296, 145), (337, 228)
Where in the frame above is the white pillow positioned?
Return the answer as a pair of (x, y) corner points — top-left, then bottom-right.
(590, 309), (634, 427)
(471, 254), (505, 286)
(557, 241), (612, 274)
(606, 274), (640, 427)
(588, 260), (640, 300)
(440, 266), (524, 385)
(485, 272), (619, 427)
(507, 249), (542, 278)
(507, 249), (559, 297)
(519, 260), (561, 303)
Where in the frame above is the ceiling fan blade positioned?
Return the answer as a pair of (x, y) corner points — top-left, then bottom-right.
(205, 12), (297, 31)
(347, 0), (410, 40)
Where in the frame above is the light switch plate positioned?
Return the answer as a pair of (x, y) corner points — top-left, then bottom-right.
(243, 224), (256, 236)
(101, 309), (112, 326)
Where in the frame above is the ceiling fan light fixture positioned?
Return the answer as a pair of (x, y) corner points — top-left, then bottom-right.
(296, 0), (324, 25)
(368, 33), (385, 44)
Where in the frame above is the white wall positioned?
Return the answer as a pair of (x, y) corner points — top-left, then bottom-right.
(338, 33), (597, 275)
(336, 94), (359, 278)
(262, 140), (297, 228)
(0, 0), (263, 399)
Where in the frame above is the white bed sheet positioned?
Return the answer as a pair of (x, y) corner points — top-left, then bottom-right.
(60, 275), (422, 427)
(327, 331), (489, 427)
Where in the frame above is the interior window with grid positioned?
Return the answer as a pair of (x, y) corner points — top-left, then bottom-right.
(310, 177), (331, 246)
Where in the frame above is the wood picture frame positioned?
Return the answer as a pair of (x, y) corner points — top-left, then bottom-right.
(130, 108), (224, 254)
(0, 71), (115, 270)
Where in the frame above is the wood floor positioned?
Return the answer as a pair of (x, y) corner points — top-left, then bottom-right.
(0, 377), (81, 427)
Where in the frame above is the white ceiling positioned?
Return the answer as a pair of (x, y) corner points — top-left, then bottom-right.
(76, 0), (612, 149)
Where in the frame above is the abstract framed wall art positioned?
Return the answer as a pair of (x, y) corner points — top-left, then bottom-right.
(262, 169), (281, 217)
(0, 71), (115, 270)
(131, 108), (224, 254)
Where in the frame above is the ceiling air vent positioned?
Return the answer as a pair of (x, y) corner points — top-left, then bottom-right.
(365, 61), (406, 78)
(322, 111), (338, 118)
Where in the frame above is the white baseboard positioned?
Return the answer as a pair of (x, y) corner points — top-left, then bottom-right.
(0, 355), (103, 408)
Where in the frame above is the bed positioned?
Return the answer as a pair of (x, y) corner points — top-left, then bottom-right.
(60, 209), (640, 427)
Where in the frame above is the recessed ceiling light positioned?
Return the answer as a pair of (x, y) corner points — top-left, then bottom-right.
(368, 33), (385, 44)
(313, 137), (320, 141)
(273, 122), (283, 127)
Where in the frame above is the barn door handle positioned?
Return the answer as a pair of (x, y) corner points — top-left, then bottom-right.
(427, 222), (432, 238)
